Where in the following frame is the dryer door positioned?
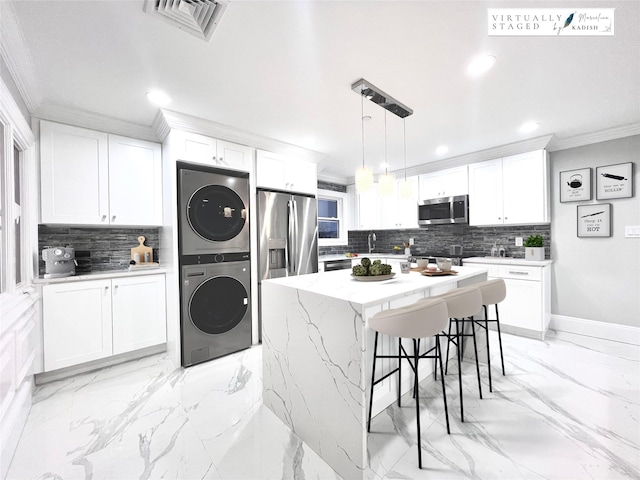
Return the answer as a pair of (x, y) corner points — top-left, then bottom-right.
(189, 275), (249, 334)
(187, 185), (247, 242)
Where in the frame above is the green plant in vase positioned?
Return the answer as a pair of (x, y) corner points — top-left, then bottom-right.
(524, 234), (544, 261)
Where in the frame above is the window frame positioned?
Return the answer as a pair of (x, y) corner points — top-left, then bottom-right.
(317, 189), (349, 247)
(0, 77), (36, 310)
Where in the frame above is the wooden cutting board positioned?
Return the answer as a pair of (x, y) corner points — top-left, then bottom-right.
(130, 236), (153, 263)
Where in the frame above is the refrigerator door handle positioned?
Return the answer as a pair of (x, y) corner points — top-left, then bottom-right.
(287, 200), (294, 275)
(292, 200), (298, 274)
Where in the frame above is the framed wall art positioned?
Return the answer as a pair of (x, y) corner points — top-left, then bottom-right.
(560, 167), (591, 202)
(577, 203), (611, 237)
(596, 162), (634, 200)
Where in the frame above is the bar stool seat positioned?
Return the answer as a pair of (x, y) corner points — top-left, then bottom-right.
(367, 298), (450, 470)
(418, 285), (483, 422)
(473, 279), (507, 392)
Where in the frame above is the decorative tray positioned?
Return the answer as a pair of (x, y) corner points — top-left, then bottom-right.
(420, 270), (458, 276)
(351, 273), (396, 282)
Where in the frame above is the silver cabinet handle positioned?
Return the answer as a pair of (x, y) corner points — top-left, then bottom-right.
(102, 215), (107, 222)
(111, 215), (116, 222)
(104, 286), (109, 290)
(508, 270), (530, 275)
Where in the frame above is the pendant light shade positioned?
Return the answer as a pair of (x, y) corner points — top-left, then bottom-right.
(355, 166), (374, 193)
(379, 172), (396, 196)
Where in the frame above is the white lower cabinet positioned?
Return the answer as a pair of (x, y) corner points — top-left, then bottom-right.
(43, 274), (166, 371)
(464, 260), (551, 338)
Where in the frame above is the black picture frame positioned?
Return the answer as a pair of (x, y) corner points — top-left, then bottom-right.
(577, 203), (611, 237)
(560, 167), (591, 202)
(596, 162), (634, 200)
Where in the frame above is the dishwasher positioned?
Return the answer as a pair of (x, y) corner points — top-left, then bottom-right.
(323, 258), (352, 272)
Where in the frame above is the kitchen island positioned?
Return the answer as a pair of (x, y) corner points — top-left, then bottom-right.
(261, 265), (488, 479)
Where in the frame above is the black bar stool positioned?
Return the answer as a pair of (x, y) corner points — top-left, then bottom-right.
(473, 279), (507, 392)
(367, 298), (450, 469)
(422, 285), (483, 422)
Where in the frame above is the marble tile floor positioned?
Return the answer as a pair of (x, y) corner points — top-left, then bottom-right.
(7, 330), (640, 480)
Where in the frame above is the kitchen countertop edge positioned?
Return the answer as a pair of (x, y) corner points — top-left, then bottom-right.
(463, 257), (553, 266)
(33, 268), (168, 285)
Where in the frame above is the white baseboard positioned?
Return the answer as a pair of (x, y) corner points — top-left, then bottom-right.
(549, 315), (640, 346)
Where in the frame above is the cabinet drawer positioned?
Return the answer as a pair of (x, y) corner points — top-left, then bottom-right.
(496, 265), (541, 281)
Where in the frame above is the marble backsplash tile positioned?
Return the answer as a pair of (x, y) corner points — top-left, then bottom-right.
(38, 226), (160, 275)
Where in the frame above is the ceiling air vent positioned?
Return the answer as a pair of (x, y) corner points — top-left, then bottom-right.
(144, 0), (228, 42)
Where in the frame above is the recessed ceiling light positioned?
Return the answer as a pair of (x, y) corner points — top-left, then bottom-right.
(362, 115), (372, 121)
(146, 90), (171, 106)
(467, 55), (497, 76)
(436, 145), (449, 155)
(380, 162), (390, 169)
(520, 121), (541, 133)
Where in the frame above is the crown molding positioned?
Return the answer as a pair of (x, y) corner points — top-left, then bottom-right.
(155, 109), (325, 163)
(317, 171), (350, 185)
(0, 2), (43, 113)
(546, 123), (640, 152)
(33, 104), (158, 142)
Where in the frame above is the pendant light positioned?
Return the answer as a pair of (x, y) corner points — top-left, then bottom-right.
(355, 86), (373, 193)
(378, 110), (395, 196)
(398, 118), (414, 200)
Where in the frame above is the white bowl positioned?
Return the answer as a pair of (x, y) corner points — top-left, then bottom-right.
(416, 259), (429, 269)
(436, 258), (452, 272)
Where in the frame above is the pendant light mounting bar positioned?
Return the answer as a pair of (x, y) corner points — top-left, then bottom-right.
(351, 78), (413, 118)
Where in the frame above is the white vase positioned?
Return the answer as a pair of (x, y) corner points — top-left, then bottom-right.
(525, 247), (545, 261)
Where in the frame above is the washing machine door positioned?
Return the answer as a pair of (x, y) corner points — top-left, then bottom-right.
(187, 185), (247, 242)
(189, 275), (249, 334)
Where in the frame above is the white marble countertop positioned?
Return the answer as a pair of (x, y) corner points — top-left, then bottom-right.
(33, 267), (167, 285)
(319, 253), (410, 262)
(463, 256), (553, 266)
(264, 265), (488, 307)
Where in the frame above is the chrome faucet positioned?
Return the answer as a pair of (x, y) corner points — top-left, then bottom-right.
(368, 232), (376, 254)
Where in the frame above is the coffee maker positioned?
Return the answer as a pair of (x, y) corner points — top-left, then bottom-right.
(42, 247), (76, 278)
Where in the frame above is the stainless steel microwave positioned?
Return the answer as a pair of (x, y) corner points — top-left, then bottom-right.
(418, 195), (469, 226)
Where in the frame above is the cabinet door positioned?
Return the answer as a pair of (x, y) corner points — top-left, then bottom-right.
(112, 275), (167, 355)
(43, 280), (112, 371)
(172, 130), (217, 165)
(356, 183), (380, 229)
(285, 160), (317, 195)
(256, 150), (286, 189)
(40, 120), (109, 224)
(441, 165), (468, 196)
(396, 177), (420, 228)
(419, 172), (443, 198)
(108, 135), (163, 226)
(216, 140), (253, 172)
(468, 159), (503, 225)
(499, 278), (542, 332)
(502, 150), (548, 224)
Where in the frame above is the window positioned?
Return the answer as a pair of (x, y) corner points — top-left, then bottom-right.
(317, 190), (349, 246)
(0, 79), (34, 299)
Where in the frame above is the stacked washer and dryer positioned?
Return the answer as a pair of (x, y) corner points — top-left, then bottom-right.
(177, 162), (252, 367)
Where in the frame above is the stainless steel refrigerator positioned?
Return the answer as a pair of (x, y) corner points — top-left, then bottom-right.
(256, 189), (318, 341)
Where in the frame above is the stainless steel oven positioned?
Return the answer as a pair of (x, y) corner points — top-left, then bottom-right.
(418, 195), (469, 226)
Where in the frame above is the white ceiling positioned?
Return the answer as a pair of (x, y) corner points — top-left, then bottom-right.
(2, 0), (639, 182)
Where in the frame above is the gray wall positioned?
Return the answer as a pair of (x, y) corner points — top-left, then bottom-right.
(550, 136), (639, 327)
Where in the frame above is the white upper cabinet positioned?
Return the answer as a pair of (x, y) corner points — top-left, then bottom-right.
(108, 135), (162, 226)
(355, 183), (381, 230)
(170, 130), (252, 172)
(418, 165), (468, 199)
(40, 120), (109, 224)
(380, 177), (420, 229)
(468, 150), (549, 226)
(40, 120), (162, 226)
(256, 150), (317, 195)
